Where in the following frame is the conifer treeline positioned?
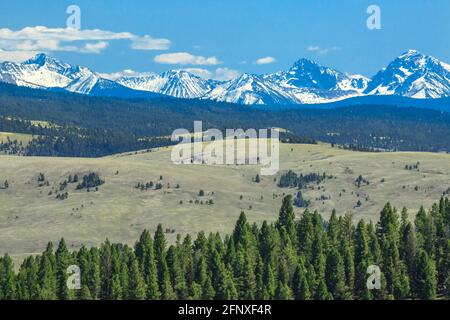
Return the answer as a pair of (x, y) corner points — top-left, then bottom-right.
(1, 196), (450, 300)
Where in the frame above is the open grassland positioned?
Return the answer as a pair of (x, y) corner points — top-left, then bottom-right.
(0, 132), (34, 145)
(1, 142), (450, 264)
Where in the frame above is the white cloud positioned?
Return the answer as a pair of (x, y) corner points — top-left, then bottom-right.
(0, 26), (170, 55)
(154, 52), (221, 65)
(83, 41), (109, 54)
(213, 67), (241, 81)
(255, 56), (276, 65)
(0, 49), (38, 62)
(131, 35), (170, 50)
(307, 45), (341, 56)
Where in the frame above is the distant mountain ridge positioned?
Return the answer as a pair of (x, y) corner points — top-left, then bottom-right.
(0, 50), (449, 105)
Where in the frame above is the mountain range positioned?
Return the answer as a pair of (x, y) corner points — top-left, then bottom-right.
(0, 50), (449, 105)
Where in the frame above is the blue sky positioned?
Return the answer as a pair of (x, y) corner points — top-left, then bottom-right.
(0, 0), (449, 79)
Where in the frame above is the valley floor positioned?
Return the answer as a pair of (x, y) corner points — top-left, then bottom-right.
(1, 142), (450, 263)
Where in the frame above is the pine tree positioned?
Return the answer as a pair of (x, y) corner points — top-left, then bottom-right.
(340, 237), (355, 297)
(275, 280), (294, 300)
(16, 256), (40, 300)
(55, 238), (74, 300)
(241, 252), (257, 299)
(325, 246), (346, 299)
(378, 203), (410, 299)
(79, 284), (93, 300)
(166, 245), (187, 299)
(134, 230), (160, 299)
(76, 245), (91, 300)
(415, 250), (437, 299)
(0, 254), (16, 300)
(87, 247), (101, 299)
(38, 242), (57, 299)
(316, 278), (333, 300)
(127, 256), (146, 300)
(100, 239), (113, 299)
(154, 224), (167, 291)
(160, 259), (177, 300)
(194, 256), (215, 299)
(293, 261), (311, 300)
(119, 258), (129, 299)
(354, 221), (372, 300)
(297, 210), (314, 263)
(262, 262), (276, 299)
(277, 195), (296, 242)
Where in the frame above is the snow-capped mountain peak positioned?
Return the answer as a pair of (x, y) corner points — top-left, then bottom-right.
(1, 50), (450, 105)
(0, 53), (96, 90)
(205, 73), (297, 105)
(365, 50), (450, 98)
(24, 53), (69, 69)
(117, 69), (217, 99)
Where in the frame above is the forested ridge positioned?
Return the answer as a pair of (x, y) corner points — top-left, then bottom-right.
(3, 83), (450, 155)
(1, 196), (449, 300)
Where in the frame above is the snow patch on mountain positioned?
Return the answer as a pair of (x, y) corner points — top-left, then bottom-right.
(117, 70), (217, 99)
(365, 50), (450, 99)
(1, 50), (450, 105)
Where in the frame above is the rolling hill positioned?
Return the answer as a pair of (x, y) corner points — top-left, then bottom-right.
(1, 142), (450, 264)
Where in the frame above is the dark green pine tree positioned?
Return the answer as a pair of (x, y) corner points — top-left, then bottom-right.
(0, 254), (16, 300)
(262, 262), (276, 299)
(259, 221), (279, 265)
(87, 247), (101, 299)
(76, 246), (92, 300)
(414, 250), (437, 300)
(160, 259), (177, 300)
(297, 210), (314, 264)
(241, 251), (257, 299)
(232, 211), (257, 253)
(378, 203), (410, 299)
(275, 280), (294, 300)
(55, 238), (74, 300)
(166, 245), (187, 299)
(292, 260), (311, 300)
(311, 226), (326, 284)
(315, 278), (333, 300)
(212, 250), (237, 300)
(99, 239), (113, 299)
(194, 255), (215, 299)
(340, 236), (355, 297)
(127, 256), (147, 300)
(38, 242), (57, 299)
(415, 206), (436, 255)
(154, 224), (168, 292)
(134, 230), (160, 299)
(16, 256), (40, 300)
(441, 240), (450, 298)
(119, 258), (129, 299)
(400, 221), (417, 292)
(327, 210), (340, 246)
(276, 195), (296, 242)
(354, 220), (373, 300)
(180, 235), (195, 296)
(79, 284), (93, 300)
(325, 246), (346, 299)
